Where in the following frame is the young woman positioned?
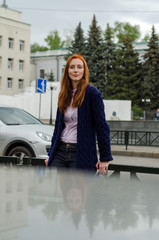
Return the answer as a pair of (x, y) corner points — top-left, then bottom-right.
(45, 54), (113, 173)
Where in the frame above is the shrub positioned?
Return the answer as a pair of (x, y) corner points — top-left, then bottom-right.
(132, 105), (143, 120)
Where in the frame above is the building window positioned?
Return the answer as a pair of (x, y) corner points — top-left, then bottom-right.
(61, 68), (65, 78)
(19, 40), (24, 51)
(17, 200), (23, 211)
(40, 69), (45, 78)
(19, 60), (24, 71)
(8, 38), (14, 49)
(6, 202), (12, 213)
(62, 68), (65, 75)
(0, 57), (2, 69)
(0, 36), (2, 47)
(8, 58), (13, 70)
(6, 182), (12, 193)
(7, 78), (13, 88)
(18, 79), (24, 90)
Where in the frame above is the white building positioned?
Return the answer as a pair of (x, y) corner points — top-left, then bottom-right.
(30, 48), (68, 82)
(133, 41), (148, 60)
(0, 3), (31, 95)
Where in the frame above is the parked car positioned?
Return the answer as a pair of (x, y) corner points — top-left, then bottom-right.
(0, 105), (54, 159)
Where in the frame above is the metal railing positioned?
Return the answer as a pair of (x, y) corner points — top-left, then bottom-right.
(110, 130), (159, 149)
(0, 156), (159, 177)
(0, 156), (45, 166)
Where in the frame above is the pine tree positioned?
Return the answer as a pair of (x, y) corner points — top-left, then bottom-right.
(107, 39), (142, 106)
(65, 22), (86, 60)
(85, 15), (105, 97)
(48, 71), (55, 82)
(102, 23), (116, 99)
(142, 26), (159, 110)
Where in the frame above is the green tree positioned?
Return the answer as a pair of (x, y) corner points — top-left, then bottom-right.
(142, 34), (150, 42)
(63, 29), (73, 48)
(142, 26), (159, 110)
(107, 38), (142, 106)
(45, 30), (65, 49)
(132, 105), (143, 120)
(65, 22), (86, 60)
(114, 21), (141, 43)
(85, 15), (105, 96)
(102, 23), (116, 99)
(30, 42), (48, 52)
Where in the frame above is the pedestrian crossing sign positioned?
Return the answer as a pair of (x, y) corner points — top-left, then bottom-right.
(36, 79), (47, 93)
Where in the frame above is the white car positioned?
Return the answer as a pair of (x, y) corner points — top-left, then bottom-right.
(0, 105), (54, 159)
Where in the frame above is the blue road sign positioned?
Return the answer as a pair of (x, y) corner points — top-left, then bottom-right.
(36, 79), (47, 93)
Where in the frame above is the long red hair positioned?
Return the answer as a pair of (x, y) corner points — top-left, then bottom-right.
(58, 54), (89, 113)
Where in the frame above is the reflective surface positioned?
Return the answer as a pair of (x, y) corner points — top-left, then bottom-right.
(0, 166), (159, 240)
(0, 106), (42, 125)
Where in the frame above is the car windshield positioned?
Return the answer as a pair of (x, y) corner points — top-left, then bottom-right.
(0, 107), (42, 125)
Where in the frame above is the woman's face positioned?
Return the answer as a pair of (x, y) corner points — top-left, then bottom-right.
(68, 58), (84, 85)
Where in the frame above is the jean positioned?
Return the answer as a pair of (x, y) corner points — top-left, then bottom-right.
(51, 141), (77, 169)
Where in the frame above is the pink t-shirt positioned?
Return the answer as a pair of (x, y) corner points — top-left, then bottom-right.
(60, 89), (77, 143)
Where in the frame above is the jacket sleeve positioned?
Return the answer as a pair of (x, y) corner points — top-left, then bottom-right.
(48, 108), (60, 157)
(90, 89), (113, 162)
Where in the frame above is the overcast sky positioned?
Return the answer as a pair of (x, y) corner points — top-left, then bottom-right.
(5, 0), (159, 45)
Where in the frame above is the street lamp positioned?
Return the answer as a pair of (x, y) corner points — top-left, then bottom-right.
(48, 71), (56, 125)
(141, 98), (151, 120)
(49, 85), (56, 125)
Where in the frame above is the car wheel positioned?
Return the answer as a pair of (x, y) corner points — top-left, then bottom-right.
(8, 146), (33, 158)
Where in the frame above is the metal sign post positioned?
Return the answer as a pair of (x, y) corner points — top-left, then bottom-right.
(36, 79), (47, 120)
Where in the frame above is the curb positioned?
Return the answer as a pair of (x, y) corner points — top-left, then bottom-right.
(111, 150), (159, 159)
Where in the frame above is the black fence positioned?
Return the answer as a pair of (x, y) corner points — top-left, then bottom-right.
(144, 110), (158, 120)
(110, 130), (159, 149)
(0, 156), (45, 166)
(0, 156), (159, 176)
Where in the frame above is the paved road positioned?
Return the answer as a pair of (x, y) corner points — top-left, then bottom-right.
(97, 145), (159, 168)
(111, 145), (159, 159)
(112, 155), (159, 167)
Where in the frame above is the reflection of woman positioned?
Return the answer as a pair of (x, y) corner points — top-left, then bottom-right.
(45, 54), (113, 173)
(59, 171), (87, 212)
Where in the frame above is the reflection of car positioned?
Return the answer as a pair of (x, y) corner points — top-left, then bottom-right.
(0, 105), (54, 159)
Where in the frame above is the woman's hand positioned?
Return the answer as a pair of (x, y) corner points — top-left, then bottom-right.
(44, 158), (49, 166)
(96, 161), (110, 174)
